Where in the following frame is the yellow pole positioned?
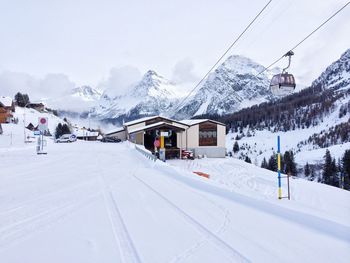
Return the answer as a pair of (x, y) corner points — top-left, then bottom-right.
(160, 135), (164, 149)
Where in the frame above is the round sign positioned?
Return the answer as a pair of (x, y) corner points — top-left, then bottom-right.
(40, 118), (47, 124)
(154, 139), (160, 147)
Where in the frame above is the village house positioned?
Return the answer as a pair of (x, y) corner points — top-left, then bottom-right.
(106, 116), (226, 159)
(73, 127), (100, 141)
(0, 96), (15, 124)
(26, 102), (45, 112)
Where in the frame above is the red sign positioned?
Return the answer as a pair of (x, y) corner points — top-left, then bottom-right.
(154, 139), (160, 148)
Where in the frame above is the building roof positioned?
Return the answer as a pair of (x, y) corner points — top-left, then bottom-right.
(181, 119), (226, 126)
(123, 116), (158, 126)
(73, 129), (99, 137)
(106, 127), (125, 136)
(123, 115), (189, 127)
(0, 96), (13, 107)
(128, 121), (186, 134)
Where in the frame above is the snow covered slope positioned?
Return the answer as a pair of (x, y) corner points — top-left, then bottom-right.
(45, 85), (102, 113)
(70, 86), (102, 101)
(0, 141), (349, 262)
(174, 55), (280, 119)
(225, 49), (350, 175)
(0, 106), (66, 148)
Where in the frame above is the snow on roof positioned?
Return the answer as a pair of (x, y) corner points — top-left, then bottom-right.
(106, 127), (125, 135)
(0, 96), (13, 107)
(181, 119), (226, 126)
(128, 121), (185, 134)
(73, 129), (99, 137)
(123, 116), (158, 126)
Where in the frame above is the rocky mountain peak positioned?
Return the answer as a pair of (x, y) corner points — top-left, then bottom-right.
(312, 48), (350, 89)
(71, 86), (102, 101)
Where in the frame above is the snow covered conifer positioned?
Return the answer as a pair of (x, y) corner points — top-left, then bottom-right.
(304, 162), (311, 177)
(267, 153), (277, 172)
(342, 150), (350, 190)
(261, 157), (268, 169)
(233, 141), (239, 153)
(323, 149), (334, 185)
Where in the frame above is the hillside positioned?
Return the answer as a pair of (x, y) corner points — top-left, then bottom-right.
(0, 106), (66, 148)
(198, 49), (350, 180)
(0, 141), (349, 262)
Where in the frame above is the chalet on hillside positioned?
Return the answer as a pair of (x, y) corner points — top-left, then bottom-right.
(27, 102), (45, 112)
(0, 96), (15, 123)
(107, 116), (226, 159)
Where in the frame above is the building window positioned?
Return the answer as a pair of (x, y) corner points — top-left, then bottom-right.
(199, 122), (217, 146)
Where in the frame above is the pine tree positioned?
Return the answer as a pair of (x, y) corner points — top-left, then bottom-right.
(283, 150), (297, 176)
(61, 124), (71, 135)
(244, 156), (251, 163)
(342, 150), (350, 190)
(55, 123), (71, 139)
(14, 92), (30, 107)
(233, 141), (239, 153)
(267, 153), (277, 172)
(261, 157), (268, 169)
(304, 162), (311, 177)
(310, 166), (316, 181)
(323, 149), (333, 185)
(55, 123), (63, 139)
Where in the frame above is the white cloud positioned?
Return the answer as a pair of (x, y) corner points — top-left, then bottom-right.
(171, 58), (198, 84)
(0, 71), (75, 101)
(99, 66), (142, 97)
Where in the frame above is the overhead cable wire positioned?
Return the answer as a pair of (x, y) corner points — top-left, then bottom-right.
(243, 1), (350, 85)
(169, 0), (273, 117)
(217, 1), (350, 106)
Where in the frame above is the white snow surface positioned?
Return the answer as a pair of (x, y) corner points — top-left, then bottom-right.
(0, 139), (349, 262)
(0, 96), (13, 107)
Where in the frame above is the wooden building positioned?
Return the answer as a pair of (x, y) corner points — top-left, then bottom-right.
(0, 97), (15, 123)
(107, 116), (226, 158)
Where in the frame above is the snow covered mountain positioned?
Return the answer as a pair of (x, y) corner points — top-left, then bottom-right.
(58, 55), (284, 123)
(92, 70), (179, 124)
(173, 55), (279, 119)
(44, 85), (102, 114)
(70, 86), (102, 101)
(222, 48), (350, 180)
(312, 49), (350, 90)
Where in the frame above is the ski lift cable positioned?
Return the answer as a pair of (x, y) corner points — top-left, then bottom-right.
(169, 0), (274, 117)
(217, 1), (350, 105)
(246, 1), (350, 86)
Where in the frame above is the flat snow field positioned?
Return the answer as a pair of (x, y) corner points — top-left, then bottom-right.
(0, 141), (349, 263)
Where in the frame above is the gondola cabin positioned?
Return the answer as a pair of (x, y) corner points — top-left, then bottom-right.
(270, 73), (296, 96)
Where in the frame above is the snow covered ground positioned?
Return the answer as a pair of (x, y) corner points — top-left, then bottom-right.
(0, 139), (349, 263)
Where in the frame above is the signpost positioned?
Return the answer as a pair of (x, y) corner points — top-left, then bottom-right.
(37, 117), (48, 155)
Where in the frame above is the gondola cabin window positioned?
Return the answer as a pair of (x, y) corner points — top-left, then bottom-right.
(199, 122), (217, 146)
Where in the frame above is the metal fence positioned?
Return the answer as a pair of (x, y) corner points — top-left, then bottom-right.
(135, 144), (157, 162)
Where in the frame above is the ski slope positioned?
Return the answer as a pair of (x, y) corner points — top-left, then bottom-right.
(0, 141), (349, 263)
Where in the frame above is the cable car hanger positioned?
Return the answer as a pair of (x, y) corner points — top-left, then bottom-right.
(270, 51), (296, 96)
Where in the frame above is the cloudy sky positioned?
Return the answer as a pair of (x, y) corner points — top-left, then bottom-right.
(0, 0), (349, 99)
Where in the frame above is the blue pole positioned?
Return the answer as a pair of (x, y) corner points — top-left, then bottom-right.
(277, 135), (282, 199)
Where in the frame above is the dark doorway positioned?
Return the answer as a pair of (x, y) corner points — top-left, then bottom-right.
(144, 130), (156, 151)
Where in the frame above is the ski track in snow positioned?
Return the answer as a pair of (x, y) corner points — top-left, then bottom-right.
(133, 173), (249, 263)
(98, 156), (142, 263)
(0, 191), (99, 251)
